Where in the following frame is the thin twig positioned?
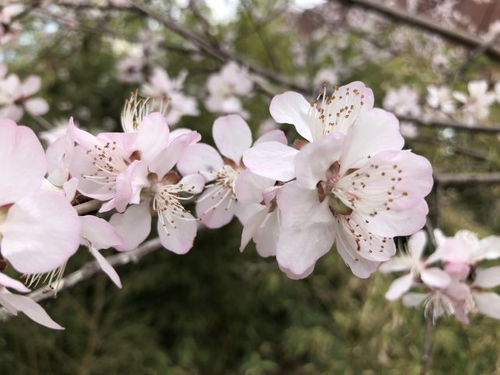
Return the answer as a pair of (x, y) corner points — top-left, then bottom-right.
(127, 1), (308, 92)
(420, 316), (433, 375)
(75, 200), (102, 215)
(434, 172), (500, 186)
(0, 238), (163, 322)
(399, 116), (500, 134)
(339, 0), (500, 60)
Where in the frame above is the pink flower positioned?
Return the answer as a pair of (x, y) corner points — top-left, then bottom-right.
(68, 121), (144, 213)
(429, 230), (500, 281)
(141, 67), (199, 125)
(177, 115), (284, 229)
(380, 231), (451, 300)
(267, 81), (374, 140)
(80, 215), (124, 288)
(236, 186), (281, 257)
(0, 118), (80, 275)
(244, 105), (433, 279)
(106, 103), (203, 255)
(0, 70), (49, 121)
(0, 272), (63, 329)
(205, 62), (253, 117)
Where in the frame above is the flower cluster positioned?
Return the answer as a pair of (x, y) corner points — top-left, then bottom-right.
(0, 65), (49, 121)
(383, 80), (500, 131)
(381, 229), (500, 323)
(205, 62), (254, 118)
(0, 81), (443, 330)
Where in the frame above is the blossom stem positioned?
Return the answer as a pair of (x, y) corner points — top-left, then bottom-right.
(420, 317), (434, 375)
(75, 200), (102, 215)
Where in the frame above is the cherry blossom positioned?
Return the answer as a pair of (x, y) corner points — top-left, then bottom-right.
(80, 215), (124, 288)
(267, 81), (374, 140)
(383, 85), (421, 118)
(0, 67), (49, 121)
(452, 80), (495, 125)
(245, 101), (433, 278)
(117, 56), (145, 83)
(205, 61), (253, 117)
(386, 229), (500, 323)
(177, 114), (284, 230)
(68, 121), (144, 213)
(108, 97), (203, 254)
(380, 231), (450, 300)
(0, 3), (23, 44)
(0, 118), (80, 275)
(141, 67), (199, 125)
(0, 272), (63, 329)
(426, 85), (455, 114)
(313, 68), (339, 88)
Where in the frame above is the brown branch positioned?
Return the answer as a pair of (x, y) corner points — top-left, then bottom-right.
(0, 238), (163, 322)
(339, 0), (500, 61)
(434, 172), (500, 186)
(128, 1), (308, 92)
(399, 116), (500, 134)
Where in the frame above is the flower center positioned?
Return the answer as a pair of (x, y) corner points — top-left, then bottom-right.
(317, 162), (353, 216)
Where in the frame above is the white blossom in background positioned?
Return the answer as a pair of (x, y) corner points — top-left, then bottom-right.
(0, 3), (23, 44)
(426, 85), (455, 114)
(383, 86), (421, 117)
(141, 67), (199, 125)
(483, 20), (500, 42)
(494, 81), (500, 103)
(382, 229), (500, 323)
(117, 56), (145, 83)
(39, 120), (72, 145)
(0, 66), (49, 121)
(453, 80), (495, 125)
(313, 67), (339, 88)
(400, 121), (418, 139)
(205, 61), (253, 117)
(431, 53), (449, 71)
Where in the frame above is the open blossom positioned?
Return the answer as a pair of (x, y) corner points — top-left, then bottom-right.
(141, 67), (199, 125)
(117, 56), (145, 83)
(0, 67), (49, 121)
(237, 186), (281, 258)
(426, 85), (455, 114)
(429, 229), (500, 280)
(387, 229), (500, 323)
(380, 231), (451, 300)
(0, 4), (23, 44)
(80, 215), (123, 287)
(68, 121), (145, 213)
(0, 119), (80, 276)
(244, 83), (433, 278)
(453, 80), (495, 124)
(313, 68), (339, 88)
(105, 98), (203, 255)
(205, 62), (253, 117)
(177, 114), (285, 231)
(0, 272), (63, 329)
(383, 85), (421, 117)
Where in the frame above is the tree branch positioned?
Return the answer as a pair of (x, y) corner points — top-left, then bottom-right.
(399, 116), (500, 134)
(0, 238), (163, 322)
(339, 0), (500, 61)
(128, 1), (308, 92)
(434, 172), (500, 186)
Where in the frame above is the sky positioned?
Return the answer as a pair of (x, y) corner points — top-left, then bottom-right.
(205, 0), (327, 22)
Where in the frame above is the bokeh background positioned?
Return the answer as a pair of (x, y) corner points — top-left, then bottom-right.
(0, 0), (499, 374)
